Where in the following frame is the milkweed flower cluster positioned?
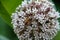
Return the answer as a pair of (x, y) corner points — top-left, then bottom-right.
(11, 0), (60, 40)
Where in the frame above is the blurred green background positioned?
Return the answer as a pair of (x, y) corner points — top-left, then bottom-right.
(0, 0), (60, 40)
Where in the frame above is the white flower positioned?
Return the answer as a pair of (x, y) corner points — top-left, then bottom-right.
(11, 0), (60, 40)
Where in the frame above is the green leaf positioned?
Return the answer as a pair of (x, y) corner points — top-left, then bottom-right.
(0, 0), (22, 27)
(0, 0), (23, 15)
(0, 17), (18, 40)
(0, 2), (11, 27)
(0, 35), (9, 40)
